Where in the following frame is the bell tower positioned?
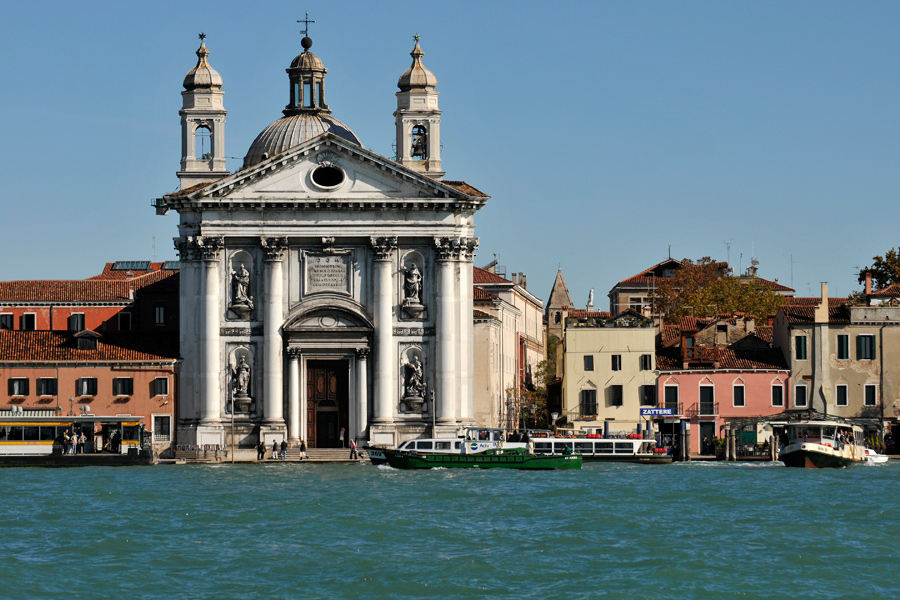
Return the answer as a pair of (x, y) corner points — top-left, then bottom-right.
(178, 34), (229, 189)
(394, 35), (444, 180)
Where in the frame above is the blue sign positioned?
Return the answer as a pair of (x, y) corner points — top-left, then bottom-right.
(641, 408), (674, 416)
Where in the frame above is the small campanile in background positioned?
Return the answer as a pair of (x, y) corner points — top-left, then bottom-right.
(394, 35), (444, 180)
(178, 34), (229, 190)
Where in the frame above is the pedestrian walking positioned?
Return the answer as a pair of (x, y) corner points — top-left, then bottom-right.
(272, 439), (278, 460)
(257, 440), (265, 461)
(78, 432), (86, 454)
(349, 438), (358, 460)
(300, 440), (308, 460)
(280, 439), (287, 460)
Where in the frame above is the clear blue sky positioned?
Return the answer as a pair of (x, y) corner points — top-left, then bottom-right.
(2, 1), (898, 308)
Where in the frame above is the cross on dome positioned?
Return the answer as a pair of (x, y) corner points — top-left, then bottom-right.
(298, 11), (316, 38)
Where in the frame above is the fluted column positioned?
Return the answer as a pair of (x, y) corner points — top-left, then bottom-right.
(261, 237), (288, 425)
(287, 348), (301, 442)
(196, 236), (223, 424)
(371, 236), (397, 423)
(174, 237), (199, 423)
(356, 348), (369, 440)
(458, 238), (478, 423)
(435, 237), (459, 424)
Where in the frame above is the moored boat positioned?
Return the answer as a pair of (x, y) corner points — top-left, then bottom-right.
(865, 448), (889, 465)
(365, 427), (520, 466)
(382, 446), (582, 470)
(532, 435), (672, 464)
(773, 419), (866, 468)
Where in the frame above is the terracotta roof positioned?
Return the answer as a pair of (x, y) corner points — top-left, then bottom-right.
(473, 267), (513, 285)
(473, 287), (500, 301)
(163, 180), (223, 199)
(754, 326), (774, 344)
(660, 325), (681, 346)
(784, 297), (848, 306)
(0, 331), (180, 362)
(780, 304), (851, 324)
(473, 309), (498, 321)
(656, 346), (788, 371)
(869, 284), (900, 297)
(738, 276), (794, 293)
(567, 309), (613, 319)
(615, 259), (728, 287)
(1, 269), (178, 303)
(441, 181), (489, 198)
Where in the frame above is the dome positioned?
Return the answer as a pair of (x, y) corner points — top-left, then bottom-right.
(243, 114), (362, 168)
(290, 50), (324, 71)
(397, 42), (437, 92)
(183, 41), (223, 91)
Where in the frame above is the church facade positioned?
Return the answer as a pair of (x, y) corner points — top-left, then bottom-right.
(158, 34), (488, 449)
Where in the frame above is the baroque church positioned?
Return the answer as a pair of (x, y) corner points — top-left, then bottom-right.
(157, 31), (488, 449)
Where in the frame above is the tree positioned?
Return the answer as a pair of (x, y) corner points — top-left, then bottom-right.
(859, 248), (900, 289)
(653, 258), (721, 322)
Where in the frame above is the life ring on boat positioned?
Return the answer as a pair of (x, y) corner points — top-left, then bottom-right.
(822, 443), (832, 448)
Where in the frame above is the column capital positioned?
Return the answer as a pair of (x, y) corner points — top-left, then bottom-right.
(434, 236), (461, 261)
(260, 236), (289, 261)
(370, 236), (397, 261)
(286, 347), (302, 359)
(356, 347), (370, 360)
(190, 235), (224, 261)
(459, 237), (479, 262)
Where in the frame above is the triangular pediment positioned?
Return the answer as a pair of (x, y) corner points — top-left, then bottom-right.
(171, 133), (485, 207)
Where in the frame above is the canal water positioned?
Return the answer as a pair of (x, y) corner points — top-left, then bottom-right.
(2, 460), (898, 599)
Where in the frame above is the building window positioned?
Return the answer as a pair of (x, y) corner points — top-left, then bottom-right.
(112, 377), (133, 396)
(795, 385), (808, 408)
(583, 355), (594, 372)
(119, 312), (132, 332)
(153, 377), (169, 397)
(836, 384), (848, 407)
(68, 313), (85, 332)
(8, 378), (29, 396)
(76, 377), (97, 397)
(639, 354), (652, 371)
(639, 385), (656, 406)
(795, 335), (807, 360)
(194, 126), (211, 159)
(856, 335), (876, 360)
(664, 386), (679, 410)
(154, 305), (166, 326)
(153, 415), (172, 442)
(699, 386), (715, 415)
(837, 334), (849, 360)
(20, 314), (36, 331)
(609, 385), (623, 407)
(733, 384), (745, 407)
(0, 314), (12, 330)
(865, 384), (877, 407)
(580, 389), (597, 416)
(771, 384), (784, 407)
(36, 378), (57, 396)
(611, 355), (622, 371)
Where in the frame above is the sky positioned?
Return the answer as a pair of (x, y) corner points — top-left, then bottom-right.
(1, 1), (898, 308)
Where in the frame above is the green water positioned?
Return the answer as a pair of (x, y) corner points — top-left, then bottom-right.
(1, 461), (898, 599)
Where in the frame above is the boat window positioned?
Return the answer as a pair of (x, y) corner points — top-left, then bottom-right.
(614, 442), (634, 454)
(639, 442), (654, 453)
(23, 426), (40, 441)
(435, 441), (451, 450)
(417, 441), (433, 450)
(40, 426), (57, 441)
(398, 441), (412, 450)
(534, 442), (551, 454)
(575, 442), (593, 453)
(453, 441), (461, 450)
(123, 425), (141, 442)
(596, 442), (613, 453)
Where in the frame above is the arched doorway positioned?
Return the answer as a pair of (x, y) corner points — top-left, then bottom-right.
(306, 359), (349, 448)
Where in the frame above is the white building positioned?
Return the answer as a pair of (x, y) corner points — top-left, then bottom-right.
(157, 34), (488, 449)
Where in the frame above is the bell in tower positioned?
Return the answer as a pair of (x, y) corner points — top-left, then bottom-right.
(178, 34), (229, 189)
(394, 35), (444, 180)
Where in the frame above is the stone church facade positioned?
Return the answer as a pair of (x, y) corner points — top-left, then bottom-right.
(157, 34), (488, 449)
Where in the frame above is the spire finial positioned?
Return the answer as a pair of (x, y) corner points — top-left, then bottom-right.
(413, 33), (421, 43)
(298, 11), (316, 38)
(199, 32), (206, 41)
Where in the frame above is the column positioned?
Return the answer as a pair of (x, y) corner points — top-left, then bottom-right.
(458, 238), (478, 423)
(371, 237), (396, 423)
(287, 348), (301, 443)
(197, 236), (223, 424)
(435, 237), (458, 423)
(356, 348), (369, 439)
(262, 237), (288, 425)
(174, 237), (199, 423)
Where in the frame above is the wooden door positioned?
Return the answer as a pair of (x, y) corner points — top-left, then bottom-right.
(306, 360), (348, 448)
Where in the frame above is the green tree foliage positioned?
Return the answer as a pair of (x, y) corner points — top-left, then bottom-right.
(656, 258), (785, 323)
(859, 248), (900, 289)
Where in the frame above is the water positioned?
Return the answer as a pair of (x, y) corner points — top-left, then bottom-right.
(1, 461), (898, 599)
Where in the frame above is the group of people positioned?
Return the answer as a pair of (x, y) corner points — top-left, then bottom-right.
(256, 439), (308, 461)
(62, 430), (86, 455)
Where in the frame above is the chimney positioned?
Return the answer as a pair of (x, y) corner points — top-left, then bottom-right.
(746, 317), (755, 334)
(865, 271), (872, 295)
(814, 283), (829, 324)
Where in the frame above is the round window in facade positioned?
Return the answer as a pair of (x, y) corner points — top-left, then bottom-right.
(311, 164), (345, 189)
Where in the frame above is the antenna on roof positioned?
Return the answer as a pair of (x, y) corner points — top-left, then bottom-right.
(668, 244), (671, 259)
(724, 239), (733, 274)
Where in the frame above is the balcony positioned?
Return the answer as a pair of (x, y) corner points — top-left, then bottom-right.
(656, 401), (683, 416)
(682, 346), (717, 363)
(685, 402), (719, 418)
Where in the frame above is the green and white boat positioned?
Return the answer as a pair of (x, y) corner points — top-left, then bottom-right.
(382, 446), (582, 470)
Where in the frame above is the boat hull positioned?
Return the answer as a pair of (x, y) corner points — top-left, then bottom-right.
(364, 446), (388, 466)
(383, 448), (582, 470)
(780, 447), (859, 469)
(581, 454), (673, 464)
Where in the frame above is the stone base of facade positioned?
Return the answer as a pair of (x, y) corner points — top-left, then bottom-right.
(177, 421), (226, 448)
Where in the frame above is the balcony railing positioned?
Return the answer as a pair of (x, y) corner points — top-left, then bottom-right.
(682, 347), (718, 363)
(685, 402), (719, 418)
(658, 401), (683, 416)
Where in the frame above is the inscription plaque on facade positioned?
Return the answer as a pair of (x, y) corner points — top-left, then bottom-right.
(306, 254), (351, 294)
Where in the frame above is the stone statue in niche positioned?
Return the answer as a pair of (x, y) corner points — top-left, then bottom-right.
(230, 263), (254, 318)
(231, 356), (252, 413)
(402, 355), (426, 411)
(401, 263), (425, 319)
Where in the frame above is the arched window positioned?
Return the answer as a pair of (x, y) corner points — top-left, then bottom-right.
(554, 311), (561, 324)
(194, 126), (211, 160)
(411, 125), (427, 158)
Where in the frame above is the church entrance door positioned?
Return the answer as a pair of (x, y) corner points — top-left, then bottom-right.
(306, 359), (349, 449)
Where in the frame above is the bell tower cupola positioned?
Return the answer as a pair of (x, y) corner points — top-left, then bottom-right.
(178, 34), (229, 189)
(395, 35), (444, 180)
